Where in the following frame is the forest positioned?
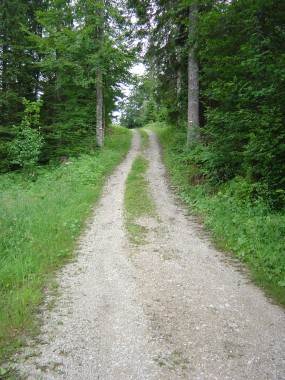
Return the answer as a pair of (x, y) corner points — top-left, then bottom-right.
(0, 0), (285, 362)
(121, 0), (285, 209)
(1, 0), (285, 206)
(0, 0), (136, 167)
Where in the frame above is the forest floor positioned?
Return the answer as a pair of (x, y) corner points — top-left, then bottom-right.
(7, 130), (285, 379)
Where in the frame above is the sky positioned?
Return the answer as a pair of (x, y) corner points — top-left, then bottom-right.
(130, 62), (146, 76)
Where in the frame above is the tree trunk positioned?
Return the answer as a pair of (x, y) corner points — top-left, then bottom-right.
(187, 2), (199, 147)
(0, 33), (8, 125)
(176, 47), (182, 106)
(96, 70), (104, 147)
(96, 0), (104, 147)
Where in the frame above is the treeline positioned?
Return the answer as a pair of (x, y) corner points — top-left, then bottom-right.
(124, 0), (285, 209)
(0, 0), (135, 171)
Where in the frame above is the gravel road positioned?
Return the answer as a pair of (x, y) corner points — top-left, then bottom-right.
(14, 130), (285, 379)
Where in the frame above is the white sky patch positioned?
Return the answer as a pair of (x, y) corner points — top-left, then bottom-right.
(130, 63), (146, 76)
(112, 110), (121, 124)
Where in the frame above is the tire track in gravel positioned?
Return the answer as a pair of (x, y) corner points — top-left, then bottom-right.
(10, 130), (285, 379)
(12, 130), (161, 379)
(131, 130), (285, 380)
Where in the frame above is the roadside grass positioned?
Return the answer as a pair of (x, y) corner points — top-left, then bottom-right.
(124, 156), (157, 245)
(138, 128), (150, 151)
(0, 126), (132, 362)
(151, 122), (285, 307)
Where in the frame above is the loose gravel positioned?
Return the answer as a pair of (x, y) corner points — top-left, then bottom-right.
(11, 130), (285, 379)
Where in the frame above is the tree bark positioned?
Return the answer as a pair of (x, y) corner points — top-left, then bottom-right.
(96, 70), (104, 147)
(96, 0), (104, 147)
(187, 2), (199, 147)
(176, 47), (182, 106)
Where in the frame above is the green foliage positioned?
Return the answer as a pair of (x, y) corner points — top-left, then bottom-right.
(1, 0), (136, 169)
(0, 0), (44, 127)
(35, 0), (135, 153)
(120, 77), (148, 129)
(120, 103), (144, 129)
(120, 72), (166, 129)
(129, 0), (189, 124)
(0, 0), (46, 171)
(0, 126), (131, 362)
(130, 0), (285, 209)
(156, 125), (285, 306)
(8, 99), (44, 170)
(9, 127), (44, 170)
(197, 0), (285, 208)
(142, 97), (158, 124)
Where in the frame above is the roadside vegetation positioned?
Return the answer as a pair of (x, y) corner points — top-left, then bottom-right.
(0, 126), (131, 362)
(125, 155), (157, 245)
(151, 123), (285, 307)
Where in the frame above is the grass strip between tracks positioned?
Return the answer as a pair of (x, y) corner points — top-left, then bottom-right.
(125, 155), (157, 245)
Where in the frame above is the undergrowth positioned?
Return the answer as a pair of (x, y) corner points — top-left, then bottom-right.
(151, 123), (285, 307)
(125, 156), (157, 244)
(0, 126), (132, 362)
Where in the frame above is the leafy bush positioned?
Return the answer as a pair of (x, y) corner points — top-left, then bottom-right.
(9, 126), (44, 169)
(198, 0), (285, 209)
(8, 99), (44, 171)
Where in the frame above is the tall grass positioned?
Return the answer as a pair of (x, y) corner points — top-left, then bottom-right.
(153, 123), (285, 306)
(0, 126), (132, 361)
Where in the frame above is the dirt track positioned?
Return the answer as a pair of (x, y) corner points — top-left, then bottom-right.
(14, 130), (285, 379)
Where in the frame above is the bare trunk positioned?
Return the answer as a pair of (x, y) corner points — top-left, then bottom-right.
(176, 47), (182, 110)
(96, 71), (104, 147)
(1, 45), (7, 94)
(96, 0), (104, 147)
(1, 38), (9, 124)
(177, 68), (182, 99)
(187, 3), (199, 147)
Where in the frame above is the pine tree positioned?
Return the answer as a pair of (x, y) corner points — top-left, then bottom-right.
(0, 0), (46, 170)
(0, 0), (42, 126)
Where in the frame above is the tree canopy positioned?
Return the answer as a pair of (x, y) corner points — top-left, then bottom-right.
(1, 0), (285, 207)
(0, 0), (136, 167)
(127, 0), (285, 208)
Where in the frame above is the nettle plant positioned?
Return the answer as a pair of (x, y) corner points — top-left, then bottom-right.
(9, 99), (44, 171)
